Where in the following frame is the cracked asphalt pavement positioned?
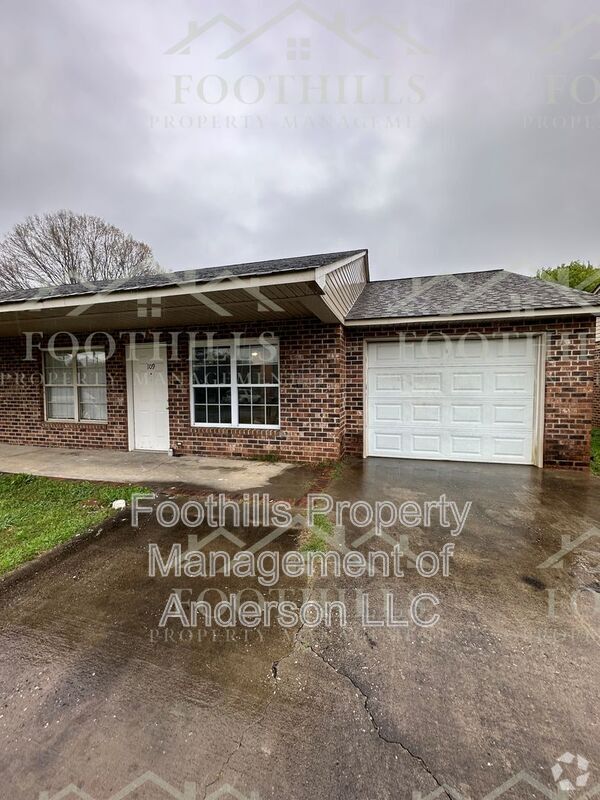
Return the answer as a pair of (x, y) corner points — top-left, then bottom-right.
(0, 457), (599, 799)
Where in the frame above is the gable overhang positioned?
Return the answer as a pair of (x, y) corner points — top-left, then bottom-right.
(0, 252), (367, 336)
(344, 306), (600, 326)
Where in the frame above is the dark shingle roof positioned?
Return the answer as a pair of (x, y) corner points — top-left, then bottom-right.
(347, 269), (599, 320)
(0, 250), (363, 306)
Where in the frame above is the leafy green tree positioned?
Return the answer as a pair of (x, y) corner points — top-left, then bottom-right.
(536, 261), (600, 293)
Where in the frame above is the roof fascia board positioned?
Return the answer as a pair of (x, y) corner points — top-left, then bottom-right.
(344, 306), (600, 326)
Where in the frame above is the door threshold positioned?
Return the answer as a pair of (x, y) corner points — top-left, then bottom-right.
(130, 449), (172, 455)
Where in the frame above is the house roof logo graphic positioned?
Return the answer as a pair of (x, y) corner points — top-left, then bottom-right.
(164, 1), (429, 61)
(412, 769), (597, 799)
(39, 773), (259, 800)
(537, 527), (600, 569)
(165, 15), (246, 55)
(546, 13), (600, 60)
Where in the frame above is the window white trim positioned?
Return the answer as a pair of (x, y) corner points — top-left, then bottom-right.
(42, 347), (108, 424)
(189, 337), (281, 430)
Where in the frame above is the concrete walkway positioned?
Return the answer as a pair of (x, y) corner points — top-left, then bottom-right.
(0, 442), (316, 497)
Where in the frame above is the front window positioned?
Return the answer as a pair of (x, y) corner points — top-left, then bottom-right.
(191, 341), (279, 428)
(44, 350), (107, 422)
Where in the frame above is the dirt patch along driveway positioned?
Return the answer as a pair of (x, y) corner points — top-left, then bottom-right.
(0, 458), (599, 799)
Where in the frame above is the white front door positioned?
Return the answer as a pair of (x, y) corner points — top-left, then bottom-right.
(129, 344), (170, 451)
(366, 337), (541, 465)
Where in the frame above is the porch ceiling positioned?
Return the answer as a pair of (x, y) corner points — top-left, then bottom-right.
(0, 278), (339, 335)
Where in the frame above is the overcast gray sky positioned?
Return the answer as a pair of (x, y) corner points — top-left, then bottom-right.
(1, 0), (598, 279)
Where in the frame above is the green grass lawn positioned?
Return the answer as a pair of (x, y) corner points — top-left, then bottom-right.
(592, 428), (600, 477)
(0, 474), (147, 575)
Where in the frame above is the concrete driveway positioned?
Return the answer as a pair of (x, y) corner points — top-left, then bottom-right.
(0, 458), (599, 799)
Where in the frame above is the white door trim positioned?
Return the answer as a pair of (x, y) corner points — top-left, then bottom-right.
(362, 332), (546, 467)
(125, 342), (170, 452)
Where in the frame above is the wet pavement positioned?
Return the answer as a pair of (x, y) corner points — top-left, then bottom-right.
(0, 443), (317, 496)
(0, 458), (599, 799)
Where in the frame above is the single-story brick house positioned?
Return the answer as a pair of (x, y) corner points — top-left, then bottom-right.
(0, 249), (598, 470)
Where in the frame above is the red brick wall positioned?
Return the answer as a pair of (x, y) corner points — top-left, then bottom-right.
(593, 322), (600, 428)
(0, 316), (595, 469)
(343, 317), (597, 470)
(0, 334), (129, 450)
(167, 319), (345, 462)
(0, 320), (345, 463)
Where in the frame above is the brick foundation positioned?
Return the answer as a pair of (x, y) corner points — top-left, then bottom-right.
(0, 315), (595, 469)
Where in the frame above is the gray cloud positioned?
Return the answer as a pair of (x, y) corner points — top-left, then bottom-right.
(0, 0), (598, 278)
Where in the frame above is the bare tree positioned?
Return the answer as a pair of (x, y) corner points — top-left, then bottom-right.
(0, 210), (158, 291)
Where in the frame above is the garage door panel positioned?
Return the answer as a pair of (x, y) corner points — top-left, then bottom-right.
(369, 429), (533, 463)
(494, 371), (531, 392)
(450, 435), (482, 457)
(451, 404), (483, 424)
(371, 401), (403, 423)
(369, 400), (533, 431)
(451, 372), (484, 393)
(411, 403), (442, 423)
(367, 338), (539, 465)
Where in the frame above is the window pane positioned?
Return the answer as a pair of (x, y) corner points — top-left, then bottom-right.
(239, 405), (251, 424)
(194, 346), (231, 387)
(207, 387), (219, 405)
(251, 388), (265, 405)
(237, 345), (251, 363)
(266, 405), (279, 425)
(78, 386), (107, 421)
(237, 365), (250, 384)
(207, 405), (220, 423)
(46, 386), (75, 419)
(193, 387), (206, 406)
(79, 403), (107, 421)
(204, 367), (218, 384)
(194, 404), (207, 423)
(238, 387), (252, 405)
(77, 351), (106, 386)
(205, 346), (230, 365)
(44, 352), (73, 386)
(79, 387), (106, 404)
(220, 405), (231, 424)
(252, 406), (265, 425)
(237, 343), (277, 365)
(192, 365), (205, 385)
(264, 364), (279, 384)
(261, 345), (278, 364)
(265, 387), (278, 405)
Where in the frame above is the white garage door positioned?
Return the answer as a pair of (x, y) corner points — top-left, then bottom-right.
(366, 337), (540, 464)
